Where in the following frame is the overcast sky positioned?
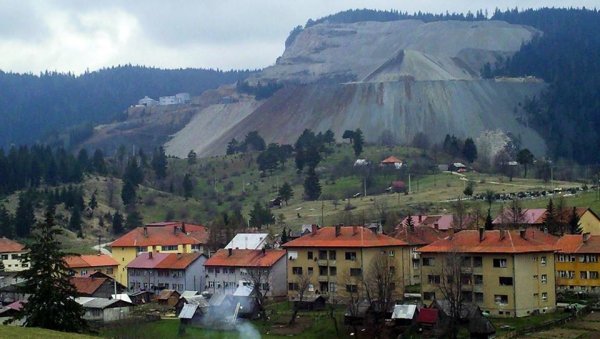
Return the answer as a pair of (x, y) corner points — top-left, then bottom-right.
(0, 0), (596, 74)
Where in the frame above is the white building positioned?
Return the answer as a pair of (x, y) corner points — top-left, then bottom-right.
(0, 238), (28, 272)
(159, 92), (191, 106)
(224, 233), (270, 250)
(138, 96), (158, 106)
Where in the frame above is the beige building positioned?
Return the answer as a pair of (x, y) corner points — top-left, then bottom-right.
(282, 225), (411, 302)
(0, 238), (28, 272)
(418, 228), (557, 317)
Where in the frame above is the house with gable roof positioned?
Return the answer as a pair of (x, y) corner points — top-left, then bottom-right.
(127, 252), (206, 293)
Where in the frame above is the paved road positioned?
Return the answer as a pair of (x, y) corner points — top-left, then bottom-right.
(92, 241), (112, 255)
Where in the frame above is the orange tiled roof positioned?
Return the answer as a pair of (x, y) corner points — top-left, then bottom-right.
(393, 225), (443, 246)
(381, 156), (402, 164)
(0, 238), (26, 253)
(282, 226), (407, 248)
(556, 234), (600, 254)
(69, 277), (107, 296)
(418, 228), (558, 254)
(65, 254), (118, 268)
(204, 249), (286, 268)
(155, 252), (203, 269)
(110, 221), (208, 247)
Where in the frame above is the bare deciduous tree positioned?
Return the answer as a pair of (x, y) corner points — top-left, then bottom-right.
(288, 272), (312, 326)
(434, 250), (465, 339)
(247, 267), (272, 321)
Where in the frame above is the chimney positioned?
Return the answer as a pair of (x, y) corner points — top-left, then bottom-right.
(543, 227), (548, 234)
(583, 232), (591, 242)
(500, 229), (506, 240)
(174, 225), (178, 235)
(449, 227), (454, 239)
(148, 251), (153, 259)
(177, 253), (182, 259)
(479, 227), (485, 242)
(519, 228), (526, 239)
(143, 226), (148, 237)
(434, 223), (439, 230)
(262, 248), (266, 256)
(353, 225), (358, 235)
(418, 215), (423, 223)
(181, 221), (186, 234)
(335, 224), (342, 237)
(228, 248), (233, 256)
(311, 224), (318, 235)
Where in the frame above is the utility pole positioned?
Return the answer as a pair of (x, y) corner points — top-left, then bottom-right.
(408, 173), (412, 194)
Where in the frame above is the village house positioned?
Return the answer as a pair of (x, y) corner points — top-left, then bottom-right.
(555, 233), (600, 293)
(400, 214), (476, 232)
(0, 238), (28, 272)
(65, 254), (119, 278)
(203, 248), (287, 298)
(127, 252), (206, 293)
(418, 228), (557, 317)
(110, 221), (209, 285)
(380, 156), (403, 169)
(76, 297), (134, 323)
(493, 207), (600, 234)
(282, 225), (411, 302)
(224, 233), (270, 250)
(392, 224), (443, 285)
(70, 274), (126, 299)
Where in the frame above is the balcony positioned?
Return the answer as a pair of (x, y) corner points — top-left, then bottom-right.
(317, 259), (328, 266)
(318, 276), (329, 282)
(412, 252), (420, 260)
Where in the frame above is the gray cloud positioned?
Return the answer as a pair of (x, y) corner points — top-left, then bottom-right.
(0, 0), (597, 73)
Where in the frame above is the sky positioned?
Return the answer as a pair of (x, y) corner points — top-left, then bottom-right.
(0, 0), (596, 74)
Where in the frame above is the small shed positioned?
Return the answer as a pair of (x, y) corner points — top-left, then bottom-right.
(381, 156), (403, 169)
(129, 290), (154, 305)
(391, 304), (417, 326)
(390, 181), (406, 193)
(448, 162), (467, 172)
(294, 295), (326, 311)
(158, 289), (180, 307)
(344, 300), (370, 325)
(469, 314), (496, 339)
(0, 300), (25, 326)
(177, 295), (209, 325)
(76, 297), (134, 323)
(416, 308), (439, 327)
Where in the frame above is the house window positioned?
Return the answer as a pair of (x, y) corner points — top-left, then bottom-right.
(580, 271), (589, 279)
(329, 266), (337, 276)
(318, 250), (327, 260)
(558, 270), (566, 278)
(346, 284), (358, 293)
(0, 255), (7, 260)
(494, 295), (508, 305)
(228, 267), (235, 273)
(292, 267), (303, 275)
(568, 271), (575, 279)
(308, 267), (314, 275)
(345, 252), (357, 261)
(329, 282), (336, 292)
(540, 256), (547, 266)
(474, 275), (483, 285)
(475, 292), (484, 303)
(590, 271), (599, 279)
(22, 264), (28, 268)
(473, 256), (482, 267)
(541, 274), (547, 284)
(137, 247), (146, 253)
(319, 266), (327, 276)
(288, 283), (298, 291)
(329, 250), (336, 260)
(493, 258), (507, 268)
(191, 244), (201, 251)
(461, 274), (472, 285)
(215, 268), (221, 274)
(542, 292), (548, 301)
(207, 268), (214, 273)
(499, 277), (513, 286)
(388, 250), (395, 257)
(422, 257), (434, 266)
(81, 269), (88, 276)
(307, 251), (313, 260)
(412, 259), (420, 269)
(462, 291), (473, 302)
(423, 292), (435, 300)
(162, 245), (177, 251)
(591, 255), (598, 263)
(558, 254), (566, 262)
(461, 256), (472, 267)
(428, 275), (441, 284)
(350, 268), (362, 277)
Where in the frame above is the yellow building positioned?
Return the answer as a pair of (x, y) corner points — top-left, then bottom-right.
(563, 208), (600, 235)
(0, 238), (29, 272)
(418, 228), (557, 317)
(64, 254), (118, 278)
(555, 233), (600, 292)
(281, 225), (411, 302)
(109, 221), (209, 285)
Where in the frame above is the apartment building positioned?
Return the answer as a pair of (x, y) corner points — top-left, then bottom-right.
(419, 228), (557, 317)
(0, 238), (28, 272)
(392, 225), (443, 285)
(555, 233), (600, 292)
(65, 254), (119, 278)
(127, 252), (206, 293)
(281, 225), (410, 302)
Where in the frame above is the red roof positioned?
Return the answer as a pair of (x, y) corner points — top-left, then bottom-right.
(393, 225), (443, 246)
(204, 249), (286, 268)
(399, 215), (474, 231)
(126, 252), (170, 269)
(110, 221), (208, 247)
(0, 238), (26, 253)
(381, 156), (402, 164)
(69, 277), (107, 296)
(418, 228), (558, 254)
(282, 226), (407, 248)
(556, 234), (600, 254)
(493, 208), (546, 225)
(65, 254), (118, 268)
(417, 308), (438, 325)
(155, 253), (203, 269)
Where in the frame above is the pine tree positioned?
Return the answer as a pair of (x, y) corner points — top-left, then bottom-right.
(15, 192), (35, 238)
(11, 204), (87, 332)
(183, 173), (194, 199)
(121, 180), (137, 206)
(91, 149), (106, 174)
(0, 259), (5, 272)
(125, 208), (143, 230)
(485, 209), (494, 230)
(112, 211), (124, 235)
(281, 228), (289, 244)
(462, 138), (478, 163)
(353, 128), (364, 157)
(568, 207), (582, 234)
(404, 212), (415, 232)
(88, 191), (98, 210)
(544, 199), (560, 235)
(278, 182), (293, 205)
(0, 204), (13, 238)
(151, 146), (168, 179)
(68, 207), (82, 236)
(187, 150), (197, 165)
(303, 168), (321, 201)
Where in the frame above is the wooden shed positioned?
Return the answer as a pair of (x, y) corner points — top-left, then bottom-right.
(157, 289), (180, 307)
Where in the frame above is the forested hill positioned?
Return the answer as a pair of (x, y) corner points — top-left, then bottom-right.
(0, 66), (252, 149)
(490, 8), (600, 164)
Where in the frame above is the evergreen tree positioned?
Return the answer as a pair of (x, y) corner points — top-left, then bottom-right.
(183, 173), (194, 199)
(342, 130), (355, 143)
(249, 202), (275, 229)
(568, 207), (582, 234)
(243, 131), (266, 152)
(404, 212), (415, 232)
(0, 204), (13, 238)
(544, 199), (560, 235)
(68, 207), (82, 237)
(516, 149), (534, 178)
(485, 209), (494, 230)
(281, 227), (289, 244)
(0, 259), (5, 272)
(353, 128), (364, 157)
(323, 130), (335, 144)
(121, 180), (137, 206)
(91, 149), (106, 174)
(187, 150), (197, 165)
(125, 208), (143, 230)
(226, 138), (240, 155)
(151, 146), (168, 179)
(124, 158), (144, 186)
(77, 149), (89, 172)
(11, 203), (87, 332)
(303, 168), (321, 201)
(15, 192), (35, 238)
(88, 191), (98, 210)
(112, 211), (124, 235)
(278, 182), (293, 206)
(462, 138), (478, 163)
